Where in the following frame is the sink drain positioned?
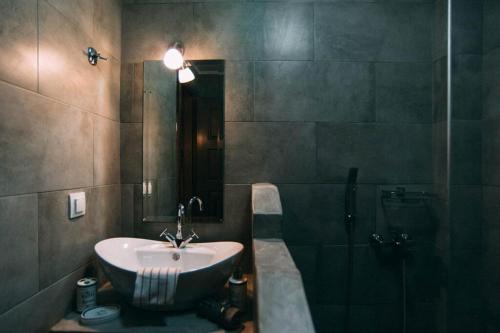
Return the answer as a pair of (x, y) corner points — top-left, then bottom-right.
(172, 253), (180, 261)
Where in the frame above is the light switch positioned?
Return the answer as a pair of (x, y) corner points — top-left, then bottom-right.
(69, 192), (86, 219)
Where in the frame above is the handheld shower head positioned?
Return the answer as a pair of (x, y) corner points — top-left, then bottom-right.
(345, 168), (358, 226)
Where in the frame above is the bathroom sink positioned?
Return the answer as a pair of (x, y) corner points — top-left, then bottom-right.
(95, 237), (243, 311)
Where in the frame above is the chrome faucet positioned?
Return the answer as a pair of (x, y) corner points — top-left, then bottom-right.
(176, 203), (186, 241)
(159, 199), (202, 248)
(187, 196), (203, 223)
(160, 227), (199, 249)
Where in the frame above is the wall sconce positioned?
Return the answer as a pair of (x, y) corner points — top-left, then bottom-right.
(87, 47), (107, 65)
(163, 42), (184, 70)
(178, 62), (195, 83)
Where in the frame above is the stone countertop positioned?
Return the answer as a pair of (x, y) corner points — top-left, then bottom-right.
(51, 276), (254, 333)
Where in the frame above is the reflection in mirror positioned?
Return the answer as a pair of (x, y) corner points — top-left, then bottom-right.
(143, 60), (225, 223)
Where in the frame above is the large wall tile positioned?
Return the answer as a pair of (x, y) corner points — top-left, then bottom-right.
(225, 122), (316, 183)
(452, 55), (482, 120)
(225, 61), (253, 121)
(254, 61), (373, 122)
(38, 188), (95, 288)
(483, 186), (500, 320)
(40, 1), (120, 120)
(120, 63), (144, 123)
(95, 57), (121, 121)
(0, 195), (38, 315)
(0, 0), (37, 91)
(432, 122), (447, 187)
(432, 57), (447, 123)
(121, 123), (143, 184)
(317, 122), (432, 184)
(449, 185), (482, 251)
(121, 184), (136, 237)
(281, 184), (376, 246)
(450, 120), (481, 185)
(483, 186), (500, 256)
(483, 48), (500, 121)
(0, 81), (93, 196)
(316, 61), (374, 122)
(46, 0), (94, 38)
(122, 4), (194, 62)
(39, 1), (97, 112)
(254, 61), (316, 121)
(0, 265), (89, 333)
(288, 245), (318, 305)
(483, 120), (500, 186)
(433, 0), (447, 61)
(91, 185), (122, 239)
(93, 0), (122, 59)
(94, 116), (120, 186)
(318, 245), (399, 305)
(375, 62), (432, 123)
(483, 0), (500, 54)
(315, 2), (433, 62)
(192, 3), (257, 60)
(254, 3), (313, 60)
(451, 0), (483, 55)
(448, 250), (483, 314)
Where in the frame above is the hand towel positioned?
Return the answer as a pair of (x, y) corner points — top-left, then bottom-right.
(133, 267), (180, 307)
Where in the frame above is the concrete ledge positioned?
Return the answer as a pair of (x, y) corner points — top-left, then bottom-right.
(251, 183), (282, 215)
(253, 239), (315, 333)
(252, 183), (283, 239)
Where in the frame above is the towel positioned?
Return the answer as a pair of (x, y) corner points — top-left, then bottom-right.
(133, 267), (180, 307)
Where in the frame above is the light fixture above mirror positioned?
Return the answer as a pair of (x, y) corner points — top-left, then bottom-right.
(163, 41), (184, 70)
(178, 62), (195, 83)
(163, 41), (195, 83)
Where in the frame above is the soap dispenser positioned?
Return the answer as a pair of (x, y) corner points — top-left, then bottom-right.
(229, 267), (247, 311)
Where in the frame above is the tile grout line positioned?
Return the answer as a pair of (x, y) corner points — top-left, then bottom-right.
(36, 0), (40, 93)
(0, 77), (121, 123)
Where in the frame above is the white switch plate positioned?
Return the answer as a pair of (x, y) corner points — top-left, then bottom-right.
(69, 192), (86, 219)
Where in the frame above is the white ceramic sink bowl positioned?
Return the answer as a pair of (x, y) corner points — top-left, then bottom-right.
(95, 237), (243, 311)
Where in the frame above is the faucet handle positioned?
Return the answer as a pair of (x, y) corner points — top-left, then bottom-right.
(159, 227), (169, 238)
(190, 229), (199, 240)
(160, 228), (178, 247)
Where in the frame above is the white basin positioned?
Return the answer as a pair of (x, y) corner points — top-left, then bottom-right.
(95, 237), (243, 310)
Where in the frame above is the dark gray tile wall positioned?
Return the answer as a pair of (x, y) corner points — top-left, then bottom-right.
(315, 2), (433, 62)
(0, 0), (122, 331)
(448, 0), (485, 332)
(121, 1), (436, 332)
(482, 1), (500, 331)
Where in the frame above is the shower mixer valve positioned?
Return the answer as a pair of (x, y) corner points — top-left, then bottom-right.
(369, 233), (414, 253)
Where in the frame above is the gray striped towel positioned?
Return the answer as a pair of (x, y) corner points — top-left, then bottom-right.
(133, 267), (180, 306)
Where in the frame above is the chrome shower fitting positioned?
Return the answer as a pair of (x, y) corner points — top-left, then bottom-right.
(87, 47), (107, 65)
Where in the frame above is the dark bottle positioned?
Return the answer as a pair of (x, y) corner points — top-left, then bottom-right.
(197, 298), (243, 330)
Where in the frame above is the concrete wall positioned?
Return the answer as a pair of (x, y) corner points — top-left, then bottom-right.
(0, 1), (122, 331)
(120, 1), (438, 332)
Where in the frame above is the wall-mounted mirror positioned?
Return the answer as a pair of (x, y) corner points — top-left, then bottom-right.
(143, 60), (224, 223)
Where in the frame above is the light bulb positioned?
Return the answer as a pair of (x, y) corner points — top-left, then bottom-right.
(178, 67), (195, 83)
(163, 48), (184, 70)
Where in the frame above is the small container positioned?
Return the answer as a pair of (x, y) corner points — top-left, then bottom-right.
(76, 277), (97, 312)
(229, 268), (247, 311)
(80, 305), (120, 326)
